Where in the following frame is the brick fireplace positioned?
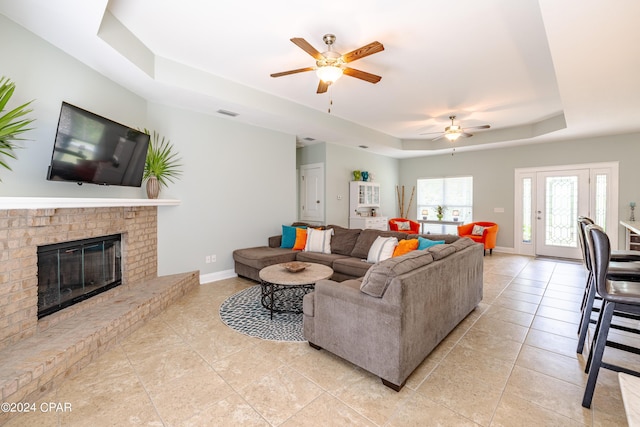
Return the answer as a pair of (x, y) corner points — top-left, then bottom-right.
(0, 205), (158, 352)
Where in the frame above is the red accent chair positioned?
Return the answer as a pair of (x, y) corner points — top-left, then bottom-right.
(388, 218), (420, 234)
(457, 222), (499, 255)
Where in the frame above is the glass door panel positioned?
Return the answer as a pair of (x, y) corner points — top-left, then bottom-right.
(535, 169), (589, 259)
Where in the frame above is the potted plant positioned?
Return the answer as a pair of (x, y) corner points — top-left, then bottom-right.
(436, 205), (446, 220)
(0, 77), (34, 181)
(142, 129), (182, 199)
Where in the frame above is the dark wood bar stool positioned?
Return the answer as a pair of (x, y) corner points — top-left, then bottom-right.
(581, 225), (640, 409)
(576, 217), (640, 353)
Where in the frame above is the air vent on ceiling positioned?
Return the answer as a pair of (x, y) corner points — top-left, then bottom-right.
(303, 137), (315, 142)
(217, 109), (239, 117)
(359, 145), (369, 149)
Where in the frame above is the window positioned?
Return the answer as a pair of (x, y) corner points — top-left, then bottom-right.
(416, 176), (473, 223)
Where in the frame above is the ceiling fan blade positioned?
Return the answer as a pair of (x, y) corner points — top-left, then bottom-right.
(419, 131), (444, 135)
(343, 67), (382, 84)
(431, 134), (446, 141)
(290, 38), (324, 60)
(460, 132), (473, 138)
(317, 80), (329, 94)
(342, 41), (384, 63)
(463, 124), (491, 131)
(270, 67), (314, 78)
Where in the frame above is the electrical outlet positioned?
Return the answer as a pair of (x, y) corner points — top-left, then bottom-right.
(211, 254), (216, 263)
(205, 255), (211, 263)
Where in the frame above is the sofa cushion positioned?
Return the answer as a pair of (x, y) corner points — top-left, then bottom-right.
(293, 227), (308, 250)
(332, 257), (373, 279)
(417, 236), (445, 250)
(295, 251), (349, 268)
(360, 250), (435, 297)
(407, 233), (459, 244)
(451, 237), (476, 251)
(393, 238), (419, 257)
(281, 224), (306, 248)
(305, 228), (334, 254)
(427, 244), (457, 260)
(232, 246), (298, 270)
(327, 225), (361, 256)
(367, 236), (398, 263)
(350, 229), (408, 259)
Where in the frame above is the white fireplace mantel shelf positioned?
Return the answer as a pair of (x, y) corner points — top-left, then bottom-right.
(0, 197), (181, 210)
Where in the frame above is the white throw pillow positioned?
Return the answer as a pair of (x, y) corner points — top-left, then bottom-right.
(304, 228), (334, 254)
(397, 221), (411, 231)
(367, 236), (398, 263)
(472, 225), (485, 236)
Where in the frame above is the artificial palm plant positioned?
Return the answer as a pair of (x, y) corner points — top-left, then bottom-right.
(0, 77), (34, 179)
(142, 129), (182, 198)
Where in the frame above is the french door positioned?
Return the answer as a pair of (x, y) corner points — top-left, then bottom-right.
(515, 162), (618, 259)
(535, 169), (589, 258)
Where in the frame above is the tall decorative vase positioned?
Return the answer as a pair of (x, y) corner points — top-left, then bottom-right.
(146, 176), (160, 199)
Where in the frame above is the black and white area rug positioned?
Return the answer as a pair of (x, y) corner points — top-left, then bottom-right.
(219, 285), (305, 342)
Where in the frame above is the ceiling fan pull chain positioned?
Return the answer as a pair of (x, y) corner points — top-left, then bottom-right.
(328, 85), (333, 114)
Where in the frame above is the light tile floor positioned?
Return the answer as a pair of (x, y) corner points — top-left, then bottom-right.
(5, 254), (638, 426)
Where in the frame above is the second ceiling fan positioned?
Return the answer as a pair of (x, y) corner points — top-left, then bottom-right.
(421, 116), (491, 141)
(270, 34), (384, 94)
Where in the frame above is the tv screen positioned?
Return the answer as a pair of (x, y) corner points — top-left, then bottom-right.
(46, 102), (149, 187)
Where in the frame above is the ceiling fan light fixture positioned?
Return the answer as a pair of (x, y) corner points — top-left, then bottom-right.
(316, 65), (343, 83)
(445, 132), (461, 142)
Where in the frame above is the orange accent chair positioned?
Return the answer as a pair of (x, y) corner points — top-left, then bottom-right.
(388, 218), (420, 234)
(457, 222), (499, 255)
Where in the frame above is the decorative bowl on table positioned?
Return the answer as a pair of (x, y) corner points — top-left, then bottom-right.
(283, 262), (309, 273)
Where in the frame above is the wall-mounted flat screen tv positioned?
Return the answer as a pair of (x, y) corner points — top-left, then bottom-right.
(46, 102), (149, 187)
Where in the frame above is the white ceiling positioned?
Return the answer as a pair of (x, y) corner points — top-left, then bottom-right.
(1, 0), (639, 158)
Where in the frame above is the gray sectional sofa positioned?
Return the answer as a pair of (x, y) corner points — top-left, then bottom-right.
(304, 238), (484, 391)
(232, 224), (460, 282)
(232, 224), (484, 391)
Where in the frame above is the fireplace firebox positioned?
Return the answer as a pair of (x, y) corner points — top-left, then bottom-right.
(37, 234), (122, 318)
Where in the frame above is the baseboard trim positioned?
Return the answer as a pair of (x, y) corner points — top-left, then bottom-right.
(200, 269), (237, 284)
(492, 246), (515, 254)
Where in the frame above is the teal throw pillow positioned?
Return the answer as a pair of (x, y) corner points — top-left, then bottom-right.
(281, 225), (306, 248)
(418, 236), (445, 250)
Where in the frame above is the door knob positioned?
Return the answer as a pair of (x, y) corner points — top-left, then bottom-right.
(316, 200), (320, 204)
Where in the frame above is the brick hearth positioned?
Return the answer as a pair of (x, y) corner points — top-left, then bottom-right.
(0, 206), (158, 350)
(0, 204), (199, 424)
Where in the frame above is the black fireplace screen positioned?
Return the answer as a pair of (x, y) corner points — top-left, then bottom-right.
(37, 234), (122, 318)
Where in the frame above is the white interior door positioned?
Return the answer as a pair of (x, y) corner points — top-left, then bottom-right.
(535, 169), (590, 259)
(299, 163), (324, 223)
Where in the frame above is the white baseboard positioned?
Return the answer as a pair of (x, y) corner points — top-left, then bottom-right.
(200, 269), (237, 284)
(492, 246), (515, 254)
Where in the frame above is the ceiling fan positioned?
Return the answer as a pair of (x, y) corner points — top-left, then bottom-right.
(421, 116), (491, 141)
(270, 34), (384, 94)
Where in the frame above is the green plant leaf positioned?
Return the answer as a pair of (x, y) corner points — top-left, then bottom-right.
(141, 129), (183, 189)
(0, 77), (35, 181)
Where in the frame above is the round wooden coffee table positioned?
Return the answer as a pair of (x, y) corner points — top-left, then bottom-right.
(259, 262), (333, 319)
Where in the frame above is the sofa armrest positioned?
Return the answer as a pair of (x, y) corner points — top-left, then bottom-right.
(268, 235), (282, 248)
(314, 279), (399, 319)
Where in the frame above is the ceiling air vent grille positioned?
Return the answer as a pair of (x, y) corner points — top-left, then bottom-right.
(217, 109), (239, 117)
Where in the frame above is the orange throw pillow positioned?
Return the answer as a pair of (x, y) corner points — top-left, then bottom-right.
(393, 239), (419, 257)
(292, 227), (308, 250)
